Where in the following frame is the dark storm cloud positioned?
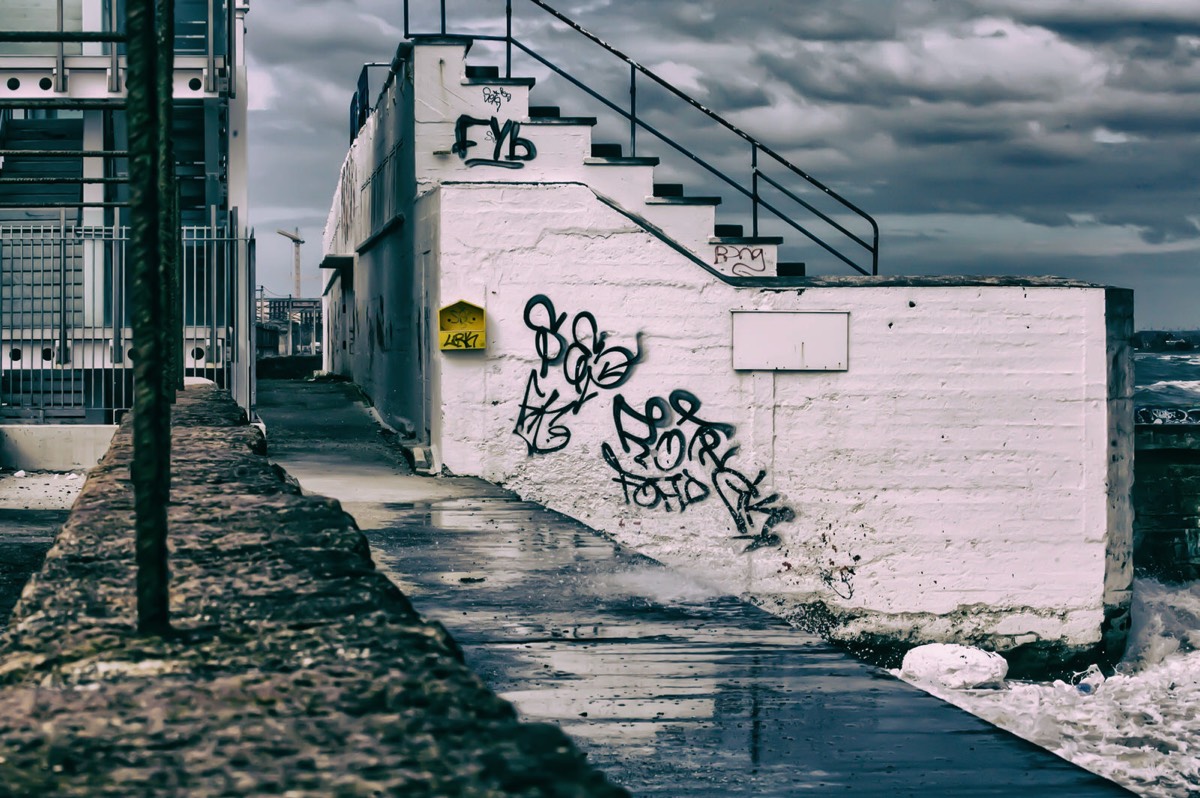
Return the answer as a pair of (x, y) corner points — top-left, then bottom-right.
(247, 0), (1200, 324)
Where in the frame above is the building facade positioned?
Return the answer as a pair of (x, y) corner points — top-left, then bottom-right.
(0, 0), (252, 426)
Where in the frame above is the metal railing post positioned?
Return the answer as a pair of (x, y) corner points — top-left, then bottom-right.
(751, 144), (759, 238)
(440, 0), (446, 35)
(108, 0), (122, 92)
(205, 0), (216, 91)
(127, 0), (172, 636)
(403, 0), (409, 38)
(505, 0), (513, 77)
(57, 211), (68, 364)
(55, 0), (66, 92)
(629, 65), (636, 157)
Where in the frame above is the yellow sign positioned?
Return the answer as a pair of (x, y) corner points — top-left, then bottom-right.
(438, 300), (486, 351)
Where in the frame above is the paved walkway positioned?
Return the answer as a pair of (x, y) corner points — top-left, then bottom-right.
(257, 378), (1132, 797)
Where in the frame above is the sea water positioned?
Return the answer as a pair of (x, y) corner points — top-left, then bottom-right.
(907, 352), (1200, 796)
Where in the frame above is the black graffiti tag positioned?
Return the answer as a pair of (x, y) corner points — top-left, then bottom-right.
(513, 295), (642, 455)
(602, 443), (710, 512)
(452, 115), (537, 169)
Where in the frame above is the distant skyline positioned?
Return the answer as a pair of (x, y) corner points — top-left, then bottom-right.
(247, 0), (1199, 327)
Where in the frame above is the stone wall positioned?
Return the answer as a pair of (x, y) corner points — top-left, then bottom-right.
(0, 385), (625, 797)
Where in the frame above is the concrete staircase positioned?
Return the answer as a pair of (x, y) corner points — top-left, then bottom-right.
(412, 38), (802, 278)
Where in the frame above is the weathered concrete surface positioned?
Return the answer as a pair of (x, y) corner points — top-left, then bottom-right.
(0, 385), (626, 797)
(1133, 425), (1200, 581)
(259, 378), (1134, 797)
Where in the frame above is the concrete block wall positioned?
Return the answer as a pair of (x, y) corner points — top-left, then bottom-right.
(422, 182), (1133, 660)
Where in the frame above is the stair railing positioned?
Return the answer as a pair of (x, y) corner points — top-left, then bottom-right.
(402, 0), (879, 276)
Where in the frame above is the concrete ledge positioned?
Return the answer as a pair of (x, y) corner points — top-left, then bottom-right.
(0, 424), (116, 471)
(0, 385), (625, 796)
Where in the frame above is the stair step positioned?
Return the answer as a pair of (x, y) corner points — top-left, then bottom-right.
(462, 75), (535, 87)
(714, 223), (743, 237)
(528, 105), (560, 118)
(710, 234), (785, 245)
(645, 196), (721, 206)
(777, 262), (806, 277)
(523, 116), (597, 127)
(464, 65), (499, 80)
(652, 183), (683, 198)
(591, 143), (623, 158)
(584, 156), (660, 167)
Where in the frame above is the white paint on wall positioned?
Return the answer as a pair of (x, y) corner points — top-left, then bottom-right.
(419, 181), (1131, 655)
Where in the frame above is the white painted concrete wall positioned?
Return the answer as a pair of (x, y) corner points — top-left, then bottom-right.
(422, 182), (1132, 655)
(324, 40), (1134, 659)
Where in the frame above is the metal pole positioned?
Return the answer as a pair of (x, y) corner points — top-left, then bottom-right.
(440, 0), (446, 34)
(127, 0), (171, 636)
(158, 0), (179, 399)
(505, 0), (512, 78)
(55, 0), (65, 92)
(292, 230), (301, 300)
(108, 0), (122, 93)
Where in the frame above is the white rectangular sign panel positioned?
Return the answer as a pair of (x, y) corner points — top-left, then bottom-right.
(731, 311), (849, 371)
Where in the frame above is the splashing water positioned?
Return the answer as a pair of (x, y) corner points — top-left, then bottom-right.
(904, 579), (1200, 797)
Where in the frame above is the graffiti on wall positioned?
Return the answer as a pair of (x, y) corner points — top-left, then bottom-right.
(482, 86), (511, 112)
(513, 293), (793, 553)
(514, 295), (642, 455)
(452, 115), (537, 169)
(713, 245), (767, 277)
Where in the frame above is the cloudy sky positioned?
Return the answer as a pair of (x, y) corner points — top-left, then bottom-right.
(246, 0), (1199, 328)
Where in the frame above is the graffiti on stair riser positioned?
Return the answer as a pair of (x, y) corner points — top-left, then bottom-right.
(514, 294), (642, 455)
(452, 115), (536, 169)
(603, 390), (793, 552)
(512, 294), (794, 554)
(482, 86), (511, 112)
(714, 245), (767, 276)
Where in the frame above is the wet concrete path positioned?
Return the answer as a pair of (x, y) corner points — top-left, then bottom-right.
(258, 378), (1132, 796)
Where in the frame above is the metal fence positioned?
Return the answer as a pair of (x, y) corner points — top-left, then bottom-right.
(0, 222), (247, 423)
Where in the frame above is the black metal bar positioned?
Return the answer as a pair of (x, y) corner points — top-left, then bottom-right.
(755, 194), (871, 276)
(403, 0), (409, 38)
(440, 0), (447, 35)
(505, 0), (513, 78)
(0, 201), (129, 208)
(0, 31), (127, 42)
(0, 176), (128, 184)
(629, 64), (636, 158)
(127, 0), (171, 636)
(0, 99), (128, 109)
(751, 145), (759, 238)
(0, 149), (128, 157)
(520, 0), (878, 231)
(757, 171), (874, 253)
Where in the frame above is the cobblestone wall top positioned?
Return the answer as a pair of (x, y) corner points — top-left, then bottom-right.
(0, 384), (625, 797)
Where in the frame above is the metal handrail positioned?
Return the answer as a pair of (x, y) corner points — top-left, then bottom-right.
(402, 0), (879, 275)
